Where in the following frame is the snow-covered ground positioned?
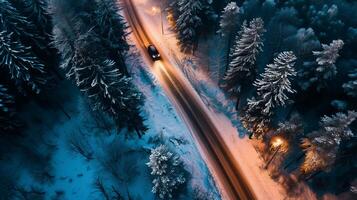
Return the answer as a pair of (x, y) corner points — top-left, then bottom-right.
(128, 0), (318, 199)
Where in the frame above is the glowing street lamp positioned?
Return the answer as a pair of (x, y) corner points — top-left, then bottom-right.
(150, 3), (164, 35)
(265, 136), (287, 169)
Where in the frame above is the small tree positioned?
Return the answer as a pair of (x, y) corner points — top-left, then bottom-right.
(217, 2), (240, 38)
(241, 97), (271, 139)
(343, 68), (357, 97)
(67, 131), (93, 160)
(312, 39), (344, 82)
(223, 18), (265, 92)
(146, 145), (187, 199)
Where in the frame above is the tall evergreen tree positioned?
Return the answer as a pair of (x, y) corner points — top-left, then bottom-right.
(242, 51), (297, 138)
(218, 2), (240, 75)
(253, 51), (297, 114)
(11, 0), (52, 36)
(0, 31), (46, 94)
(175, 0), (203, 53)
(73, 30), (146, 137)
(223, 18), (265, 91)
(0, 0), (45, 49)
(51, 0), (147, 137)
(95, 0), (129, 75)
(343, 68), (357, 97)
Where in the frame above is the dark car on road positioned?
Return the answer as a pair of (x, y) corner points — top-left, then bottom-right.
(147, 44), (161, 61)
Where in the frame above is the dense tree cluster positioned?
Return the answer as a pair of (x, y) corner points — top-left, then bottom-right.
(0, 0), (55, 134)
(206, 0), (357, 196)
(51, 0), (147, 137)
(301, 111), (357, 174)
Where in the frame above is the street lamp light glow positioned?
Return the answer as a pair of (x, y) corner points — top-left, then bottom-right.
(270, 136), (289, 153)
(272, 137), (283, 148)
(150, 6), (160, 15)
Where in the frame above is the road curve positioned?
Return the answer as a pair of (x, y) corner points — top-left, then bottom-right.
(121, 0), (257, 199)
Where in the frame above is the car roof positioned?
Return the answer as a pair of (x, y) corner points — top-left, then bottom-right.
(148, 45), (157, 50)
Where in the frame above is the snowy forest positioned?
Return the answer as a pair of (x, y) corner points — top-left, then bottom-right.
(167, 0), (357, 198)
(0, 0), (356, 199)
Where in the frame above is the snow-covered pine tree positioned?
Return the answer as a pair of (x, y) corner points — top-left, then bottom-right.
(175, 0), (203, 53)
(301, 110), (357, 174)
(223, 18), (265, 91)
(0, 0), (45, 49)
(73, 30), (146, 137)
(95, 0), (129, 75)
(217, 2), (240, 38)
(12, 0), (52, 36)
(242, 51), (297, 139)
(51, 0), (147, 137)
(313, 39), (344, 80)
(52, 23), (76, 79)
(228, 20), (247, 64)
(50, 0), (81, 79)
(146, 145), (186, 200)
(343, 68), (357, 97)
(0, 31), (46, 94)
(218, 2), (240, 77)
(241, 97), (271, 139)
(319, 111), (357, 144)
(253, 51), (297, 114)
